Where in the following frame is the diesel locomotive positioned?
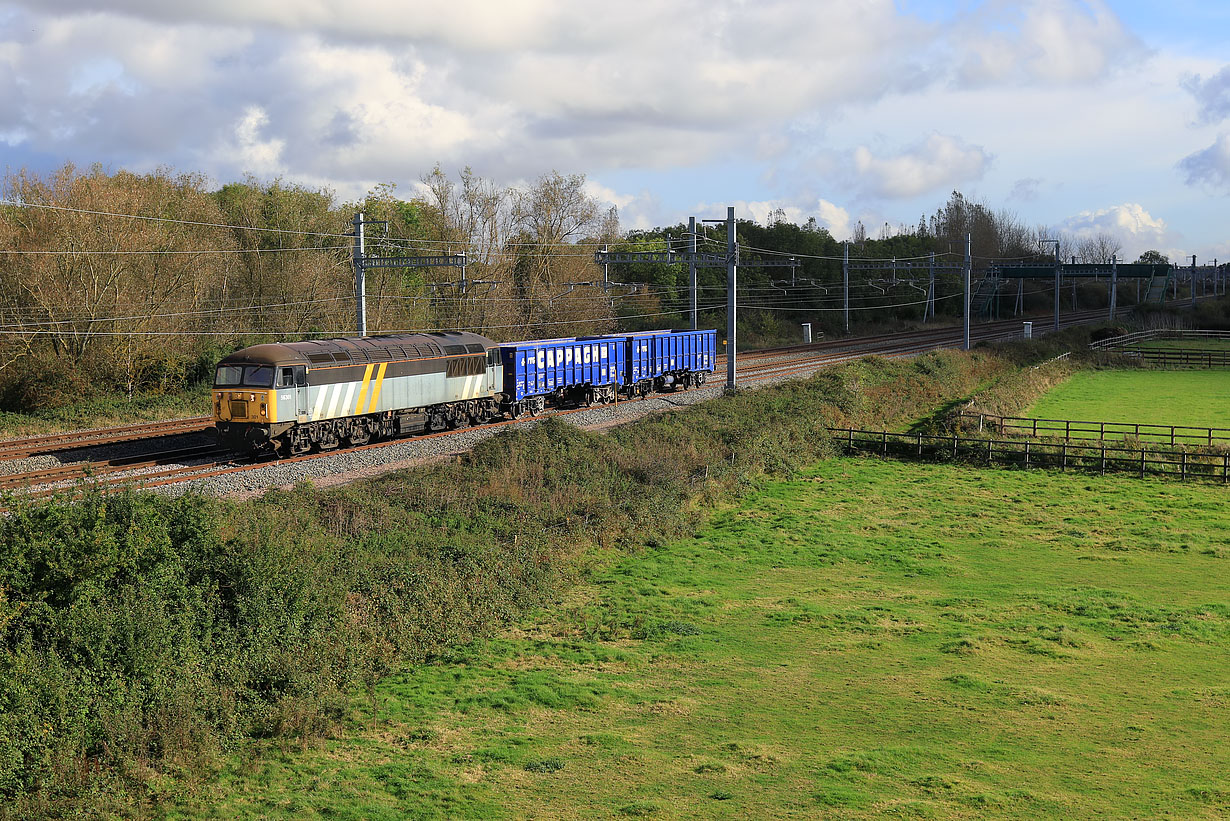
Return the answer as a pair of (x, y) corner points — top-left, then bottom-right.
(213, 328), (716, 456)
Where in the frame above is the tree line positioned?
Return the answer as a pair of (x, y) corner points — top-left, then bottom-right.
(0, 164), (619, 410)
(0, 164), (1164, 412)
(605, 191), (1159, 345)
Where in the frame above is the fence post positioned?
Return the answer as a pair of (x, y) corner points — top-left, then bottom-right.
(882, 430), (888, 456)
(917, 431), (923, 457)
(1171, 426), (1176, 446)
(1181, 452), (1187, 481)
(952, 434), (958, 459)
(1100, 444), (1106, 475)
(1033, 418), (1038, 437)
(1061, 442), (1067, 471)
(848, 428), (854, 451)
(1024, 441), (1031, 469)
(987, 438), (992, 465)
(1224, 453), (1228, 484)
(1140, 448), (1145, 478)
(978, 414), (984, 433)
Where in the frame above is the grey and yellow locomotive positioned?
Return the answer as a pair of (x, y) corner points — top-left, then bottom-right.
(213, 331), (501, 456)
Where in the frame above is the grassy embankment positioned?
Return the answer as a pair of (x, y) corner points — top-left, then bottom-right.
(184, 458), (1230, 819)
(0, 350), (1008, 818)
(1024, 370), (1230, 429)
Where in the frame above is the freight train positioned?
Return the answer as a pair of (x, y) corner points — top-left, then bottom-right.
(212, 328), (717, 456)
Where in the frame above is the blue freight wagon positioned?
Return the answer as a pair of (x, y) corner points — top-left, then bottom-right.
(497, 337), (623, 416)
(583, 329), (717, 396)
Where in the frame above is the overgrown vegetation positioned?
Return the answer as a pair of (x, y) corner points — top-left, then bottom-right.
(0, 349), (1005, 817)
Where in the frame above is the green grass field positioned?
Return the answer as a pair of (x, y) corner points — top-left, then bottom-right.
(184, 459), (1230, 819)
(1024, 369), (1230, 428)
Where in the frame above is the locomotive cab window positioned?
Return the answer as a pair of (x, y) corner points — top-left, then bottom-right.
(294, 366), (307, 386)
(278, 367), (295, 387)
(242, 365), (275, 387)
(215, 365), (243, 387)
(215, 364), (274, 388)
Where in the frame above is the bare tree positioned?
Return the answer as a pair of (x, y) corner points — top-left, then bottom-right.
(1, 164), (239, 394)
(1074, 232), (1123, 264)
(415, 166), (516, 334)
(508, 172), (606, 337)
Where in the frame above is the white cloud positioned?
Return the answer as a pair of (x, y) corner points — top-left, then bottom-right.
(1059, 203), (1167, 238)
(0, 0), (1147, 192)
(583, 181), (660, 232)
(853, 135), (991, 199)
(815, 199), (851, 241)
(583, 180), (636, 211)
(1056, 203), (1171, 259)
(217, 106), (285, 177)
(1, 0), (1225, 256)
(954, 0), (1146, 87)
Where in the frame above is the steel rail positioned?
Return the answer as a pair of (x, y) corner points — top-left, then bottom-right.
(0, 416), (213, 461)
(0, 445), (230, 491)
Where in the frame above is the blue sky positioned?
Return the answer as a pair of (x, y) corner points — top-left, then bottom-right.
(1, 1), (1227, 262)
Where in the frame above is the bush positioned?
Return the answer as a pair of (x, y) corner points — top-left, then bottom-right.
(0, 352), (92, 413)
(1090, 325), (1128, 344)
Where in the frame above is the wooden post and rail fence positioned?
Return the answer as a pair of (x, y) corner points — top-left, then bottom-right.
(830, 427), (1230, 484)
(955, 412), (1230, 448)
(829, 328), (1230, 482)
(1089, 328), (1230, 367)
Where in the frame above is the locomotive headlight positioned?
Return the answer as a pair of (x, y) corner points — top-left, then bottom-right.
(260, 403), (268, 417)
(249, 393), (256, 401)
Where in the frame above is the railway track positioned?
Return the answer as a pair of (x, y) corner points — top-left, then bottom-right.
(723, 307), (1110, 368)
(0, 416), (213, 461)
(0, 307), (1155, 498)
(1, 445), (234, 495)
(730, 309), (1107, 384)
